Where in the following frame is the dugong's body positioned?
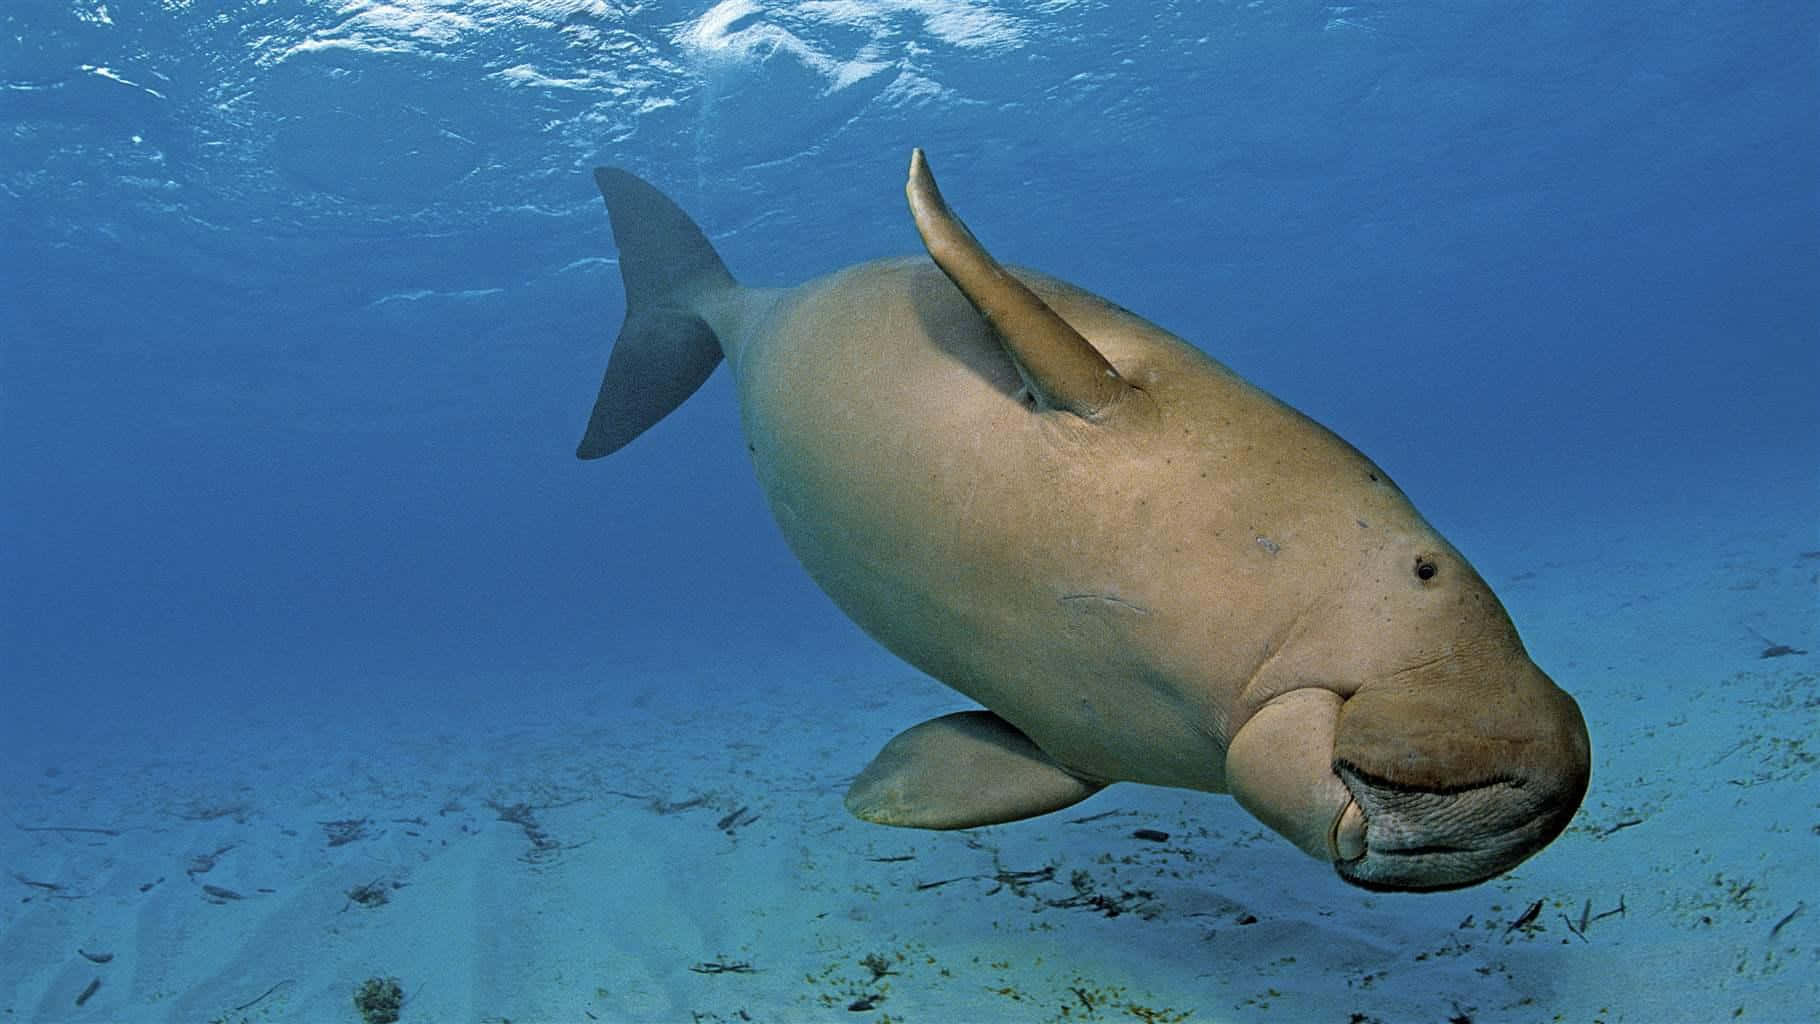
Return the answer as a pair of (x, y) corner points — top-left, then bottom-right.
(579, 151), (1590, 891)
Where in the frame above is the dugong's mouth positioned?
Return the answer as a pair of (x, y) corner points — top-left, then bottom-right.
(1329, 760), (1546, 892)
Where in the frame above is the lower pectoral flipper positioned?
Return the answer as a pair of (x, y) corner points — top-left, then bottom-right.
(845, 710), (1105, 829)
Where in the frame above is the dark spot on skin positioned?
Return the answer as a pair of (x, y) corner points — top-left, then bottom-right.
(1414, 556), (1438, 582)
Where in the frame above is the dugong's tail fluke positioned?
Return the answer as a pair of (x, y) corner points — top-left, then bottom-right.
(578, 168), (737, 459)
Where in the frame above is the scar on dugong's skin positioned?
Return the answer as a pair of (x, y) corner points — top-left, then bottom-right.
(576, 150), (1591, 892)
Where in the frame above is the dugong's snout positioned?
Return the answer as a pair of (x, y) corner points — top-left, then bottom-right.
(1328, 759), (1578, 892)
(1328, 665), (1591, 892)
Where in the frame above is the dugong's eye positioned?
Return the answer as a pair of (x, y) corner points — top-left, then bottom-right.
(1413, 556), (1438, 581)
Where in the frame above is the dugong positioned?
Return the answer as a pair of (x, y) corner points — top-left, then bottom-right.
(578, 150), (1590, 892)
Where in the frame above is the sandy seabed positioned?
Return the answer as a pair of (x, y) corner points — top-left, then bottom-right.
(3, 494), (1815, 1024)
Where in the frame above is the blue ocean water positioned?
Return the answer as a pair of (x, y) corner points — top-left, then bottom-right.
(4, 0), (1812, 714)
(2, 1), (1816, 1020)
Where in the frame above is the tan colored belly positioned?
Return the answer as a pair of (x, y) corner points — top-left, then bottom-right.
(728, 261), (1231, 791)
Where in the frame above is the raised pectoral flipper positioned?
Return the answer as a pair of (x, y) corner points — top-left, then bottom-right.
(905, 149), (1131, 419)
(845, 710), (1105, 829)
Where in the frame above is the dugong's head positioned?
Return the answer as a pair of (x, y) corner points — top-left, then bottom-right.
(1321, 549), (1592, 892)
(1228, 534), (1590, 893)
